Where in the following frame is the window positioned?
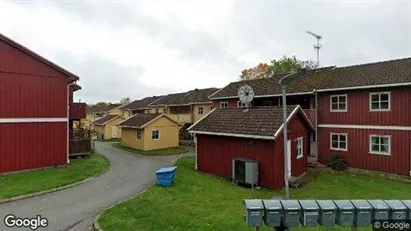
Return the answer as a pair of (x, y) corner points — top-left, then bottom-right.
(330, 133), (348, 151)
(220, 101), (228, 108)
(262, 99), (272, 106)
(136, 129), (142, 140)
(198, 107), (204, 115)
(152, 129), (160, 140)
(155, 108), (159, 113)
(330, 95), (347, 112)
(237, 101), (246, 108)
(370, 92), (390, 111)
(296, 137), (303, 159)
(370, 135), (390, 155)
(159, 108), (163, 113)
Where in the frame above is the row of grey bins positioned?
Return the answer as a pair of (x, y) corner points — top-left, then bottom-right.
(244, 199), (411, 228)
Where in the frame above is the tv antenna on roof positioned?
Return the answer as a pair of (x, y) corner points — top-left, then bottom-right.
(238, 85), (254, 111)
(306, 31), (322, 67)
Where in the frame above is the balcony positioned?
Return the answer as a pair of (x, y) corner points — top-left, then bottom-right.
(69, 129), (92, 156)
(303, 109), (316, 126)
(168, 113), (192, 124)
(69, 102), (86, 120)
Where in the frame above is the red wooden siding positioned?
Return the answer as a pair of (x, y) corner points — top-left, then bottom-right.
(212, 99), (239, 109)
(303, 109), (316, 126)
(0, 122), (67, 173)
(318, 128), (411, 175)
(318, 87), (411, 126)
(0, 38), (68, 79)
(0, 73), (67, 118)
(196, 112), (310, 189)
(69, 102), (86, 120)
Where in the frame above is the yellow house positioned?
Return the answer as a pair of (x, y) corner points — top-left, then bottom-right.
(120, 96), (164, 119)
(83, 103), (122, 129)
(118, 113), (181, 151)
(93, 115), (124, 140)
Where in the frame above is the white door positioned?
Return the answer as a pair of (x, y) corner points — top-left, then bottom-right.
(287, 140), (292, 178)
(112, 126), (117, 138)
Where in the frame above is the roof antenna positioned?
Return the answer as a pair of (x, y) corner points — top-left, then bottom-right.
(306, 31), (322, 68)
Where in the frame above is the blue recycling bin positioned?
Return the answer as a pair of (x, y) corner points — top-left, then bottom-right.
(156, 166), (177, 186)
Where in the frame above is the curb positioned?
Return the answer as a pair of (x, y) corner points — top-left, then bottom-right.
(0, 165), (110, 205)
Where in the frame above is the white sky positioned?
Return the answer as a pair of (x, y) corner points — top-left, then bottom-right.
(0, 0), (410, 103)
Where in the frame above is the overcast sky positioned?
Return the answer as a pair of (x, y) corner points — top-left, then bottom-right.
(0, 1), (409, 104)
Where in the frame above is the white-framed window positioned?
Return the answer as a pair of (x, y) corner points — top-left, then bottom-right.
(369, 135), (391, 155)
(330, 95), (347, 112)
(152, 129), (160, 140)
(237, 101), (246, 108)
(198, 107), (204, 115)
(296, 137), (303, 159)
(370, 92), (390, 111)
(220, 101), (228, 108)
(330, 133), (348, 151)
(136, 129), (142, 140)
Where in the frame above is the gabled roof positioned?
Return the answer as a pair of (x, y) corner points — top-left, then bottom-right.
(210, 57), (411, 98)
(121, 96), (164, 110)
(188, 105), (314, 140)
(315, 57), (411, 92)
(117, 113), (180, 128)
(93, 115), (120, 126)
(0, 33), (80, 83)
(150, 88), (219, 106)
(87, 103), (122, 113)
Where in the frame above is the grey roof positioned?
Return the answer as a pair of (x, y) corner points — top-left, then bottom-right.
(93, 115), (119, 125)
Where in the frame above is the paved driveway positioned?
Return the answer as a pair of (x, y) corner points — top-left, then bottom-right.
(0, 142), (193, 231)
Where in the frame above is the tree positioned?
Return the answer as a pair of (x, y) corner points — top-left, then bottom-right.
(120, 97), (131, 105)
(95, 102), (109, 107)
(239, 55), (317, 81)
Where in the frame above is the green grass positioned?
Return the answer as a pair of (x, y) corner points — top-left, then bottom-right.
(112, 142), (190, 156)
(0, 153), (109, 199)
(98, 157), (411, 231)
(97, 138), (122, 142)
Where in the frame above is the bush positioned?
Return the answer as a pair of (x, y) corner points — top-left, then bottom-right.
(327, 154), (348, 171)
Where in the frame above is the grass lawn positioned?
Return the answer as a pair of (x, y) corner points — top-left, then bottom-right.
(112, 142), (190, 156)
(0, 153), (109, 199)
(99, 156), (411, 231)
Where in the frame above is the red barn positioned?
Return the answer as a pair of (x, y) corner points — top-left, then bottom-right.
(0, 33), (87, 173)
(188, 105), (314, 189)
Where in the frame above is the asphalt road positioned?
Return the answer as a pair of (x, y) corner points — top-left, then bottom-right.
(0, 142), (193, 231)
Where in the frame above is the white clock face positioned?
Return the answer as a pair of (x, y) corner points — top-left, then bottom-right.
(238, 85), (254, 103)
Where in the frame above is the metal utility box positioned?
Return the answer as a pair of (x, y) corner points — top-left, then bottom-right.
(298, 200), (319, 227)
(351, 200), (372, 227)
(401, 200), (411, 220)
(232, 158), (258, 187)
(384, 200), (407, 221)
(316, 200), (337, 227)
(262, 200), (282, 227)
(334, 200), (355, 227)
(368, 200), (390, 221)
(281, 200), (302, 227)
(244, 199), (264, 227)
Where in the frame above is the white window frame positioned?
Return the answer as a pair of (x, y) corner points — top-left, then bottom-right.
(369, 135), (391, 156)
(198, 107), (204, 115)
(296, 137), (303, 159)
(330, 133), (348, 151)
(152, 129), (160, 140)
(136, 129), (142, 140)
(237, 101), (246, 108)
(330, 94), (348, 112)
(220, 101), (228, 108)
(369, 92), (391, 112)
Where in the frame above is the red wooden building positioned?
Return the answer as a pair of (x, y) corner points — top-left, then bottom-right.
(188, 105), (314, 189)
(0, 33), (88, 173)
(208, 58), (411, 177)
